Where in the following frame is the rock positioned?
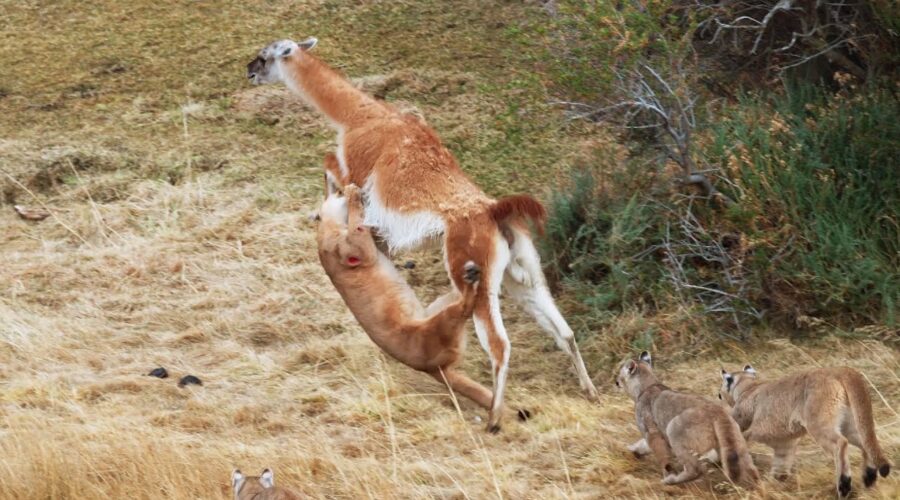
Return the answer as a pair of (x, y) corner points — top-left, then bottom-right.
(178, 375), (202, 388)
(148, 367), (168, 379)
(14, 205), (50, 221)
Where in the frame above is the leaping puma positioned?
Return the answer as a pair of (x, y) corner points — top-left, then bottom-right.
(247, 38), (598, 431)
(316, 178), (500, 415)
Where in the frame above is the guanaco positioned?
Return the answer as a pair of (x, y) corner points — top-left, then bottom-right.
(248, 38), (598, 431)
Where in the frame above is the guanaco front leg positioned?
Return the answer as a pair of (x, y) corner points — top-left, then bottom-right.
(333, 184), (379, 266)
(323, 152), (346, 195)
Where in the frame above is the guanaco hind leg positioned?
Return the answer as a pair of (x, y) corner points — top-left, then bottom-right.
(502, 227), (599, 400)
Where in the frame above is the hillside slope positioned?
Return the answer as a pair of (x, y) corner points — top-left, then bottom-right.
(0, 1), (896, 498)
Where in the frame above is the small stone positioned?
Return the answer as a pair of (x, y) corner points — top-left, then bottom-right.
(178, 375), (202, 388)
(148, 367), (168, 379)
(403, 260), (416, 269)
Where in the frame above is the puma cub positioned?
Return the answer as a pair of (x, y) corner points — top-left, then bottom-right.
(231, 469), (303, 500)
(720, 365), (891, 497)
(616, 352), (759, 487)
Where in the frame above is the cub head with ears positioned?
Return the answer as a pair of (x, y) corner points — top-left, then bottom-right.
(231, 468), (303, 500)
(247, 37), (318, 85)
(717, 364), (757, 406)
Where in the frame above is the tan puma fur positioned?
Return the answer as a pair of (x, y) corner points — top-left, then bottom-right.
(248, 39), (600, 431)
(316, 181), (495, 412)
(231, 469), (303, 500)
(617, 352), (759, 487)
(720, 365), (891, 497)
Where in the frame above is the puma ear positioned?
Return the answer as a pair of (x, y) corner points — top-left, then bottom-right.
(259, 468), (274, 488)
(743, 364), (757, 375)
(639, 351), (652, 366)
(626, 360), (637, 375)
(231, 469), (245, 491)
(298, 37), (318, 52)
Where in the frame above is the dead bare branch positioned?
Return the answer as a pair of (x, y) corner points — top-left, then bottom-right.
(617, 64), (734, 207)
(659, 200), (762, 331)
(694, 0), (886, 79)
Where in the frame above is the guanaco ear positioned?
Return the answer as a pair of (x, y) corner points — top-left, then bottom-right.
(298, 37), (318, 52)
(639, 351), (652, 367)
(231, 469), (245, 492)
(259, 468), (274, 488)
(743, 364), (757, 376)
(626, 360), (637, 375)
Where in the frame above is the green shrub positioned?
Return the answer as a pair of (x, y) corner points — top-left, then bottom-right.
(543, 168), (666, 314)
(710, 86), (899, 324)
(545, 85), (898, 331)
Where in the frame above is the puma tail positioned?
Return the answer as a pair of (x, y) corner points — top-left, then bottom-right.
(713, 415), (760, 488)
(842, 369), (891, 485)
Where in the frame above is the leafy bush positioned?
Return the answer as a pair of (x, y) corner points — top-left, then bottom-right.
(543, 168), (665, 314)
(711, 85), (899, 324)
(545, 85), (898, 331)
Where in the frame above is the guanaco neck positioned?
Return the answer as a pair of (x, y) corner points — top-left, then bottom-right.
(282, 52), (391, 128)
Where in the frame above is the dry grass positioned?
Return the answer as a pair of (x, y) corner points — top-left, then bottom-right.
(0, 1), (896, 498)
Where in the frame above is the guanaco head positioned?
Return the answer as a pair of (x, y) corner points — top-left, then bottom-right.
(615, 351), (654, 400)
(718, 364), (757, 406)
(247, 37), (318, 85)
(231, 468), (275, 499)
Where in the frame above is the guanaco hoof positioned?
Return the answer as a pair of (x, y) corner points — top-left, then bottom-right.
(463, 261), (481, 284)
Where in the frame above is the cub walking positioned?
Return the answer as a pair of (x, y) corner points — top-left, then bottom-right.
(720, 365), (891, 497)
(616, 352), (759, 487)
